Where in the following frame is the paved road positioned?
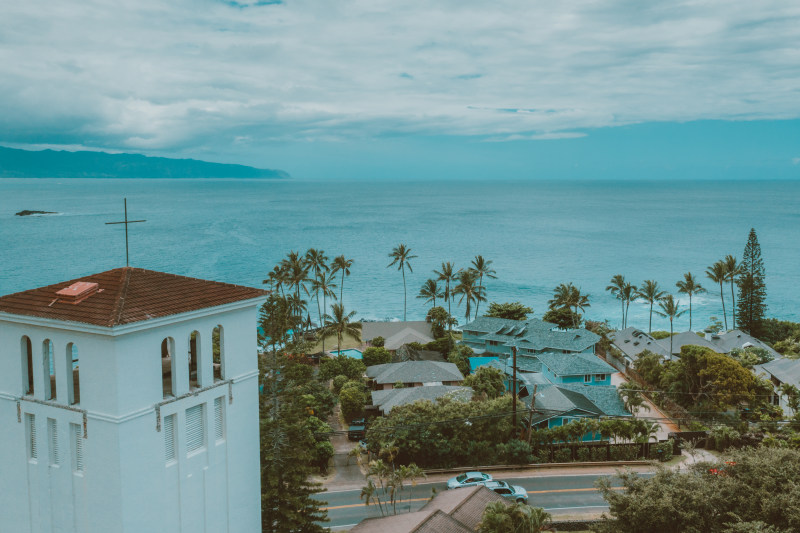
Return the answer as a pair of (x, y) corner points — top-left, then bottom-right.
(317, 472), (651, 530)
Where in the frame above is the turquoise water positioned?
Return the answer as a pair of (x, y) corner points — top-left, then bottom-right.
(330, 349), (363, 359)
(1, 178), (798, 331)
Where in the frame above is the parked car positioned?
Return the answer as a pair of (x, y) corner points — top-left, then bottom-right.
(446, 471), (493, 489)
(483, 480), (528, 503)
(348, 419), (366, 441)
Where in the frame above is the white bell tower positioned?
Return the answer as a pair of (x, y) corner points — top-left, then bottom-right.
(0, 268), (266, 533)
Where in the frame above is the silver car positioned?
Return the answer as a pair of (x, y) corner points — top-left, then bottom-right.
(446, 471), (493, 489)
(483, 480), (529, 503)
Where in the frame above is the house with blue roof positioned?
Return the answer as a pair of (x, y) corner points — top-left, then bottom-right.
(535, 352), (614, 386)
(460, 316), (600, 357)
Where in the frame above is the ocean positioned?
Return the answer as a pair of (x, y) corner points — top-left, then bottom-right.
(1, 178), (797, 330)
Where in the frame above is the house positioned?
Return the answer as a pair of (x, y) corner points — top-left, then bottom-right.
(0, 267), (266, 533)
(755, 358), (800, 415)
(609, 327), (671, 365)
(524, 383), (632, 439)
(363, 321), (434, 347)
(534, 351), (615, 386)
(371, 385), (472, 414)
(366, 361), (464, 390)
(460, 316), (599, 356)
(383, 328), (435, 351)
(350, 485), (508, 532)
(394, 345), (447, 363)
(707, 329), (781, 359)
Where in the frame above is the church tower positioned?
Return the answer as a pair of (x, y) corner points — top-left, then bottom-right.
(0, 268), (267, 533)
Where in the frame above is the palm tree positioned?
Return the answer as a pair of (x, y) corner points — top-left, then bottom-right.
(676, 272), (706, 331)
(724, 255), (742, 330)
(263, 264), (287, 297)
(705, 260), (728, 330)
(479, 500), (552, 533)
(321, 303), (362, 356)
(305, 248), (329, 326)
(470, 255), (497, 317)
(654, 295), (687, 359)
(636, 280), (667, 333)
(282, 250), (309, 301)
(548, 282), (589, 328)
(312, 272), (338, 353)
(606, 274), (627, 329)
(621, 282), (638, 329)
(453, 269), (486, 322)
(387, 244), (417, 321)
(417, 278), (444, 309)
(331, 255), (354, 303)
(434, 262), (458, 331)
(617, 381), (651, 415)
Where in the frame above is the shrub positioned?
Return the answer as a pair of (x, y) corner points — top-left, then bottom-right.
(339, 387), (365, 421)
(532, 449), (550, 464)
(499, 439), (532, 464)
(649, 440), (674, 461)
(371, 336), (385, 347)
(332, 374), (348, 394)
(362, 346), (392, 367)
(591, 446), (609, 461)
(424, 336), (454, 356)
(710, 425), (741, 451)
(553, 448), (572, 463)
(610, 445), (639, 461)
(576, 447), (592, 462)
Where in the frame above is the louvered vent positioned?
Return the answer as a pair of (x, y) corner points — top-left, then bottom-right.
(26, 414), (37, 460)
(71, 423), (84, 472)
(186, 404), (205, 453)
(164, 414), (176, 462)
(214, 397), (224, 442)
(48, 418), (59, 465)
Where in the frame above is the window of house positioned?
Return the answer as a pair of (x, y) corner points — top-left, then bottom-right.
(161, 337), (175, 398)
(186, 404), (205, 454)
(189, 331), (201, 390)
(26, 413), (37, 461)
(71, 423), (84, 472)
(584, 375), (591, 383)
(67, 343), (79, 405)
(21, 336), (34, 395)
(43, 340), (56, 400)
(164, 414), (176, 462)
(213, 325), (224, 381)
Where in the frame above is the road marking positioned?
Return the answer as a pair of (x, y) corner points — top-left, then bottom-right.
(324, 486), (624, 510)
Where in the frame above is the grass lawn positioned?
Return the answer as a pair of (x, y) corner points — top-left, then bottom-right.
(308, 332), (363, 354)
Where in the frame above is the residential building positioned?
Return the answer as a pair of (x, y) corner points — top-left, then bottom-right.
(525, 383), (632, 438)
(755, 358), (800, 415)
(534, 351), (615, 386)
(350, 485), (508, 532)
(371, 385), (472, 414)
(0, 268), (266, 533)
(608, 327), (671, 365)
(460, 316), (599, 356)
(394, 345), (446, 363)
(362, 321), (434, 346)
(707, 329), (781, 359)
(366, 360), (464, 390)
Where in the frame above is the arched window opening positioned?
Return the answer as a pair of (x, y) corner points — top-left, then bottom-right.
(161, 337), (176, 398)
(189, 331), (201, 390)
(21, 336), (34, 395)
(67, 343), (79, 405)
(213, 325), (224, 381)
(43, 340), (56, 401)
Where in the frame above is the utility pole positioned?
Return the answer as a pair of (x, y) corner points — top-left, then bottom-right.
(512, 346), (517, 431)
(527, 385), (538, 444)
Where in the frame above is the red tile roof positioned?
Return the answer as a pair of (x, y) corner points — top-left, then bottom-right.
(0, 268), (269, 327)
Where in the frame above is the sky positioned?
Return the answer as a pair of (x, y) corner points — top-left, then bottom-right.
(1, 0), (799, 180)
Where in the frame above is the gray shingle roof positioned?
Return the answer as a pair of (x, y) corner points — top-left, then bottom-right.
(756, 358), (800, 388)
(394, 346), (447, 363)
(366, 361), (464, 385)
(535, 351), (615, 377)
(363, 321), (433, 342)
(461, 316), (600, 353)
(383, 328), (435, 350)
(371, 386), (473, 413)
(609, 327), (671, 360)
(523, 383), (630, 424)
(709, 329), (781, 359)
(659, 331), (724, 355)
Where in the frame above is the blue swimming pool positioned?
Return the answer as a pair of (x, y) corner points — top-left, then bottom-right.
(330, 349), (363, 359)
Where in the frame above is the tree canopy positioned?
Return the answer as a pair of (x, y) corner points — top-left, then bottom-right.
(485, 301), (533, 321)
(463, 366), (506, 399)
(737, 228), (767, 336)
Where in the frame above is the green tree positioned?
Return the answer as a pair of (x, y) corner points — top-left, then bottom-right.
(426, 306), (456, 339)
(654, 294), (686, 359)
(485, 301), (533, 321)
(363, 346), (392, 366)
(470, 255), (497, 317)
(321, 303), (362, 357)
(548, 282), (590, 328)
(636, 280), (666, 334)
(387, 244), (418, 321)
(633, 349), (664, 385)
(737, 229), (767, 336)
(463, 366), (506, 399)
(606, 274), (628, 329)
(706, 260), (729, 331)
(478, 501), (552, 533)
(339, 385), (366, 421)
(435, 261), (458, 334)
(331, 255), (353, 303)
(617, 381), (651, 415)
(453, 268), (486, 323)
(542, 306), (581, 330)
(724, 254), (743, 330)
(319, 354), (366, 381)
(417, 278), (444, 309)
(676, 272), (706, 331)
(447, 344), (475, 376)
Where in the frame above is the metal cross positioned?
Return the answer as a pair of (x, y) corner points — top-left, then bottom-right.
(105, 198), (146, 267)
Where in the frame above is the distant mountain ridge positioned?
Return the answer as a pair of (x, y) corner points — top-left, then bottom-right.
(0, 146), (290, 179)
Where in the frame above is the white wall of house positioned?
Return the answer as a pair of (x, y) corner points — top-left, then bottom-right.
(0, 301), (262, 533)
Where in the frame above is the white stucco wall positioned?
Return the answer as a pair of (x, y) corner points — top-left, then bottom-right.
(0, 299), (262, 533)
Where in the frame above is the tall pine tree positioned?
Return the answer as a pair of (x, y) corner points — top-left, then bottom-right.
(736, 228), (767, 336)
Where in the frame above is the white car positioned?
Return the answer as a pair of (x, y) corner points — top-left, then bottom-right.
(446, 471), (493, 489)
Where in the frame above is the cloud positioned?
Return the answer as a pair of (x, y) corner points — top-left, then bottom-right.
(487, 132), (588, 142)
(1, 0), (799, 157)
